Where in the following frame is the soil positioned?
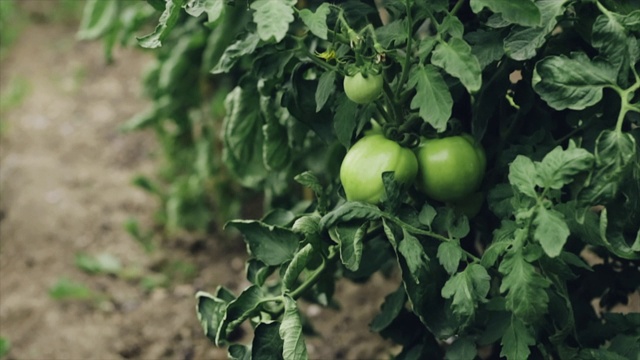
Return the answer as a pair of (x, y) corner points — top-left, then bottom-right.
(0, 3), (397, 360)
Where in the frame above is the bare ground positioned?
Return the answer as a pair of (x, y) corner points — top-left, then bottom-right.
(0, 4), (397, 360)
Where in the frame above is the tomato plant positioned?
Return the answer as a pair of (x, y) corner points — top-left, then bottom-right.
(343, 71), (384, 104)
(340, 133), (418, 203)
(416, 134), (485, 202)
(82, 0), (640, 359)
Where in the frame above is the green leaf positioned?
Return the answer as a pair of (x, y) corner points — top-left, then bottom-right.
(184, 0), (224, 23)
(500, 317), (535, 360)
(75, 252), (121, 275)
(398, 229), (430, 285)
(298, 3), (330, 40)
(0, 337), (9, 358)
(196, 290), (232, 346)
(315, 70), (336, 112)
(437, 241), (463, 274)
(440, 15), (464, 38)
(221, 285), (267, 338)
(445, 336), (477, 360)
(532, 52), (617, 110)
(533, 207), (570, 258)
(225, 220), (300, 266)
(212, 33), (261, 74)
(320, 201), (382, 230)
(441, 264), (490, 318)
(250, 0), (296, 42)
(333, 93), (359, 147)
(222, 86), (268, 188)
(375, 19), (409, 48)
(407, 64), (453, 132)
(261, 97), (291, 171)
(470, 0), (541, 27)
(77, 0), (118, 40)
(418, 203), (437, 227)
(137, 0), (185, 49)
(279, 296), (308, 360)
(431, 38), (482, 93)
(504, 0), (568, 61)
(499, 249), (551, 323)
(49, 278), (95, 300)
(229, 344), (251, 360)
(535, 142), (594, 190)
(508, 156), (538, 198)
(465, 29), (505, 68)
(253, 322), (285, 360)
(370, 286), (407, 332)
(282, 243), (314, 292)
(592, 11), (632, 73)
(333, 222), (367, 271)
(481, 220), (517, 267)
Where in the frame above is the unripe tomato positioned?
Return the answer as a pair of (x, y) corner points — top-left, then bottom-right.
(416, 134), (485, 202)
(343, 72), (383, 104)
(340, 134), (418, 204)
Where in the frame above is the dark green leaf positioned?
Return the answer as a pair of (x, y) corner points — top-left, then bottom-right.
(196, 290), (231, 346)
(229, 344), (251, 360)
(431, 38), (482, 93)
(445, 336), (477, 360)
(532, 52), (617, 110)
(535, 141), (594, 190)
(333, 222), (367, 271)
(251, 0), (296, 42)
(282, 243), (314, 292)
(465, 29), (505, 68)
(533, 207), (570, 258)
(333, 93), (359, 147)
(222, 285), (267, 338)
(315, 71), (335, 112)
(137, 0), (185, 49)
(441, 264), (490, 319)
(279, 296), (307, 359)
(408, 64), (453, 132)
(226, 220), (300, 266)
(299, 3), (330, 40)
(592, 11), (632, 73)
(253, 322), (285, 360)
(261, 97), (292, 171)
(500, 317), (535, 360)
(470, 0), (541, 27)
(320, 201), (382, 230)
(212, 33), (261, 74)
(398, 229), (430, 285)
(370, 286), (407, 332)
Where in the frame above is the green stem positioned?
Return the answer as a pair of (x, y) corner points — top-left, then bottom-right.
(449, 0), (465, 16)
(289, 247), (337, 299)
(395, 0), (414, 98)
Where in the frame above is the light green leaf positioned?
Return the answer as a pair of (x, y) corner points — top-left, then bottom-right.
(137, 0), (185, 49)
(251, 0), (296, 42)
(508, 156), (538, 198)
(470, 0), (541, 27)
(408, 64), (453, 132)
(282, 243), (314, 292)
(441, 15), (464, 38)
(532, 52), (617, 110)
(504, 0), (568, 61)
(437, 241), (463, 274)
(398, 229), (430, 285)
(77, 0), (118, 40)
(441, 264), (490, 318)
(592, 11), (632, 72)
(500, 317), (535, 360)
(418, 203), (437, 227)
(535, 142), (594, 190)
(225, 220), (300, 266)
(299, 3), (330, 40)
(375, 19), (408, 48)
(184, 0), (224, 23)
(533, 207), (569, 258)
(334, 222), (367, 271)
(75, 252), (121, 274)
(279, 296), (308, 360)
(431, 38), (482, 93)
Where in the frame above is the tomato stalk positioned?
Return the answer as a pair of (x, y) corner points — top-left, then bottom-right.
(289, 246), (338, 300)
(395, 0), (414, 100)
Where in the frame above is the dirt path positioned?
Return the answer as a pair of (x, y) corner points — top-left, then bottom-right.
(0, 6), (397, 360)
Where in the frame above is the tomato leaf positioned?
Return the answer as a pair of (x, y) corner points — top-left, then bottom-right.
(282, 243), (314, 292)
(225, 220), (300, 266)
(535, 141), (594, 190)
(320, 201), (382, 230)
(183, 0), (224, 23)
(431, 38), (482, 93)
(220, 285), (267, 338)
(592, 10), (635, 75)
(504, 0), (568, 61)
(261, 97), (292, 172)
(508, 156), (538, 199)
(370, 286), (407, 332)
(212, 33), (261, 74)
(253, 322), (284, 359)
(470, 0), (541, 27)
(298, 3), (330, 40)
(250, 0), (296, 42)
(228, 344), (251, 360)
(437, 241), (463, 275)
(332, 222), (366, 271)
(532, 52), (617, 110)
(500, 317), (535, 360)
(441, 264), (490, 319)
(279, 296), (308, 360)
(533, 207), (570, 258)
(196, 289), (234, 346)
(399, 229), (430, 285)
(408, 64), (453, 133)
(315, 70), (335, 112)
(445, 336), (477, 360)
(465, 29), (506, 68)
(375, 19), (408, 48)
(137, 0), (185, 49)
(77, 0), (118, 40)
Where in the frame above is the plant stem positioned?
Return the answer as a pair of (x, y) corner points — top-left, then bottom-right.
(289, 247), (337, 299)
(450, 0), (465, 16)
(395, 0), (414, 98)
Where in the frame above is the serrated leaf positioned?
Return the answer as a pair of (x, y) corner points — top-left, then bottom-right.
(398, 229), (430, 285)
(535, 142), (594, 190)
(370, 286), (407, 332)
(212, 33), (261, 74)
(437, 241), (463, 274)
(441, 264), (490, 319)
(500, 317), (535, 360)
(282, 243), (314, 292)
(508, 156), (538, 198)
(499, 249), (551, 323)
(418, 204), (437, 227)
(77, 0), (118, 40)
(184, 0), (224, 23)
(226, 220), (300, 266)
(504, 0), (568, 61)
(334, 222), (367, 271)
(251, 0), (296, 42)
(431, 38), (482, 93)
(532, 52), (617, 110)
(481, 220), (517, 267)
(279, 296), (307, 360)
(440, 15), (464, 38)
(533, 207), (569, 258)
(408, 64), (453, 132)
(375, 19), (408, 48)
(470, 0), (541, 27)
(137, 0), (185, 49)
(315, 71), (335, 112)
(465, 29), (505, 68)
(299, 3), (329, 40)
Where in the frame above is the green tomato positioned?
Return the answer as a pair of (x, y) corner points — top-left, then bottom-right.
(343, 72), (383, 104)
(416, 134), (486, 202)
(340, 134), (418, 204)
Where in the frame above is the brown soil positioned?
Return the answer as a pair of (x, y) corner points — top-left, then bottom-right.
(0, 3), (396, 360)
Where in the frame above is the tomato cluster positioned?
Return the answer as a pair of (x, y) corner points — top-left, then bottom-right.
(340, 133), (486, 207)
